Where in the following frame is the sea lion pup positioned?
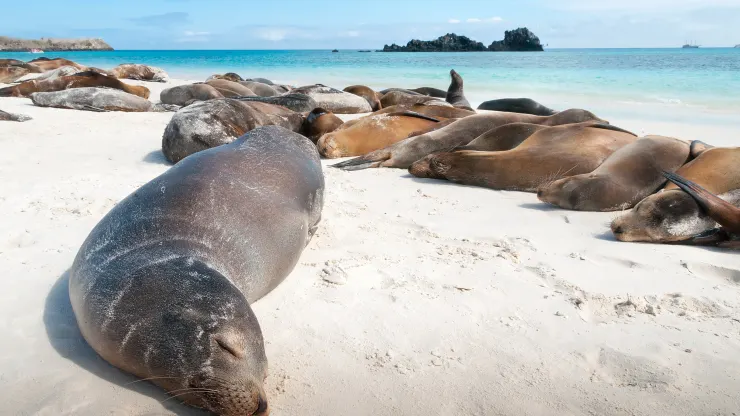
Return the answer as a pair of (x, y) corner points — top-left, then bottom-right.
(303, 107), (344, 143)
(160, 83), (225, 107)
(30, 88), (170, 113)
(610, 146), (740, 244)
(239, 81), (279, 97)
(69, 125), (323, 416)
(333, 108), (607, 171)
(410, 87), (447, 98)
(445, 69), (472, 110)
(408, 122), (636, 191)
(663, 172), (740, 248)
(205, 79), (257, 98)
(318, 111), (443, 158)
(162, 98), (305, 163)
(537, 135), (691, 211)
(0, 109), (32, 122)
(379, 90), (448, 108)
(291, 84), (372, 114)
(0, 71), (150, 99)
(234, 94), (318, 113)
(343, 85), (382, 111)
(477, 98), (557, 116)
(27, 57), (86, 72)
(109, 64), (169, 82)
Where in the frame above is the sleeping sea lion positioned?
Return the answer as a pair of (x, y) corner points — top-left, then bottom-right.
(0, 71), (150, 99)
(477, 98), (557, 116)
(109, 64), (169, 82)
(343, 85), (382, 111)
(160, 83), (225, 107)
(291, 84), (372, 114)
(0, 109), (32, 122)
(303, 108), (344, 143)
(205, 79), (257, 98)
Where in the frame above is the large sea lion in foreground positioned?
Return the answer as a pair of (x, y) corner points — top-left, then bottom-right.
(537, 136), (691, 211)
(234, 94), (318, 113)
(160, 83), (224, 107)
(343, 85), (381, 111)
(445, 69), (472, 110)
(30, 88), (175, 112)
(0, 109), (32, 122)
(611, 147), (740, 244)
(69, 125), (324, 416)
(408, 123), (636, 191)
(291, 84), (372, 114)
(109, 64), (169, 82)
(27, 57), (86, 71)
(477, 98), (557, 116)
(303, 108), (344, 143)
(205, 79), (257, 98)
(333, 108), (606, 170)
(0, 71), (150, 99)
(318, 111), (443, 158)
(162, 98), (304, 163)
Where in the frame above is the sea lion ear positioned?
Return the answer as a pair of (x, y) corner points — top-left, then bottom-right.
(689, 140), (713, 159)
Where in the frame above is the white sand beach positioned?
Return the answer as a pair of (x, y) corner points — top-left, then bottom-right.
(0, 79), (739, 416)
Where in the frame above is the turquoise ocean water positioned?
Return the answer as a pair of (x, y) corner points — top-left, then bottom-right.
(3, 49), (739, 123)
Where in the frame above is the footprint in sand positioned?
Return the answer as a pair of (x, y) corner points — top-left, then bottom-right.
(681, 261), (740, 287)
(582, 347), (676, 392)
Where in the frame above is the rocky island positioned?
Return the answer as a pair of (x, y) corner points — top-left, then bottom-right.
(0, 36), (113, 52)
(381, 27), (543, 52)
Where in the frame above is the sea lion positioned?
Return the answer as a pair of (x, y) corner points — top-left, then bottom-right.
(318, 111), (442, 158)
(410, 87), (447, 98)
(378, 88), (422, 96)
(69, 125), (324, 416)
(477, 98), (557, 116)
(380, 90), (448, 108)
(0, 66), (29, 83)
(457, 123), (550, 151)
(109, 64), (169, 82)
(30, 88), (169, 112)
(160, 83), (225, 107)
(408, 123), (636, 191)
(333, 108), (607, 170)
(343, 85), (382, 111)
(272, 84), (292, 94)
(537, 135), (691, 211)
(0, 71), (150, 99)
(371, 104), (475, 120)
(21, 65), (80, 82)
(0, 109), (32, 122)
(162, 98), (305, 163)
(245, 77), (274, 85)
(662, 172), (740, 248)
(445, 69), (472, 110)
(303, 108), (344, 143)
(234, 94), (318, 113)
(291, 84), (372, 114)
(610, 147), (740, 244)
(207, 73), (244, 82)
(205, 79), (257, 98)
(27, 57), (86, 72)
(239, 81), (279, 97)
(0, 58), (42, 71)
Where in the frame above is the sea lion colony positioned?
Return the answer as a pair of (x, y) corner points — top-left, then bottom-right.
(2, 56), (738, 415)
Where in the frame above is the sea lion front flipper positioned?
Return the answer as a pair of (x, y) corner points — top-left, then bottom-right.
(663, 171), (740, 233)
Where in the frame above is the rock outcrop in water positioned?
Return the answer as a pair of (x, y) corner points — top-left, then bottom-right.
(0, 36), (113, 52)
(381, 28), (543, 52)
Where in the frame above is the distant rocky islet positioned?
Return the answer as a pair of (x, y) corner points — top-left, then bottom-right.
(0, 36), (113, 52)
(381, 28), (544, 52)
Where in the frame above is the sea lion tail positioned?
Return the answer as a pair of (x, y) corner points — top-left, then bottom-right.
(662, 171), (740, 233)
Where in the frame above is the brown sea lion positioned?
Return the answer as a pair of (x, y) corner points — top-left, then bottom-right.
(0, 66), (30, 83)
(457, 123), (551, 151)
(109, 64), (169, 82)
(239, 81), (279, 97)
(318, 111), (443, 158)
(343, 85), (382, 111)
(69, 125), (324, 416)
(0, 109), (32, 122)
(162, 98), (305, 163)
(408, 123), (636, 191)
(0, 71), (150, 99)
(410, 87), (447, 98)
(333, 108), (607, 170)
(611, 147), (740, 244)
(369, 103), (475, 119)
(445, 69), (472, 110)
(303, 108), (344, 143)
(205, 79), (257, 98)
(27, 57), (86, 71)
(380, 90), (447, 108)
(160, 83), (225, 107)
(537, 135), (691, 211)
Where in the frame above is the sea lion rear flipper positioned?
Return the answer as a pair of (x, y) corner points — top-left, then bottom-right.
(81, 105), (108, 112)
(331, 148), (391, 171)
(662, 171), (740, 233)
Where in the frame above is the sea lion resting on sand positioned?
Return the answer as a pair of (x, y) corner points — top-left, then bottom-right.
(69, 125), (324, 416)
(408, 122), (637, 191)
(27, 57), (86, 72)
(0, 59), (43, 83)
(291, 84), (372, 114)
(207, 73), (244, 82)
(477, 98), (557, 116)
(303, 108), (344, 143)
(537, 136), (692, 211)
(109, 64), (169, 82)
(333, 108), (607, 170)
(0, 109), (32, 122)
(239, 81), (279, 97)
(205, 79), (257, 98)
(234, 94), (318, 113)
(162, 98), (304, 163)
(160, 83), (225, 107)
(343, 85), (382, 111)
(611, 146), (740, 245)
(31, 88), (177, 113)
(0, 71), (150, 99)
(380, 91), (448, 108)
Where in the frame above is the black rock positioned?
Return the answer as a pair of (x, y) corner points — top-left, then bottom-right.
(382, 33), (487, 52)
(488, 28), (544, 52)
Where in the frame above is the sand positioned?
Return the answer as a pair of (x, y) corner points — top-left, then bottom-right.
(0, 78), (739, 416)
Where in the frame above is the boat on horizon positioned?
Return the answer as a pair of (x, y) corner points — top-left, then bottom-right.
(28, 48), (44, 53)
(681, 41), (699, 49)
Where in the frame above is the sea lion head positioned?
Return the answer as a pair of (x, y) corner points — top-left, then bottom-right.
(538, 175), (624, 211)
(609, 189), (714, 242)
(303, 107), (344, 143)
(408, 152), (453, 180)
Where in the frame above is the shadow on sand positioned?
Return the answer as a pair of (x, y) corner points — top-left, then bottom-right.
(43, 271), (206, 415)
(142, 149), (171, 166)
(518, 202), (560, 212)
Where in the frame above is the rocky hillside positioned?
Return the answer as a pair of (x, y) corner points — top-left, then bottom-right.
(382, 27), (543, 52)
(0, 37), (113, 52)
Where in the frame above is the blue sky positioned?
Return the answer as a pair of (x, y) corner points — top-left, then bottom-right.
(3, 0), (739, 49)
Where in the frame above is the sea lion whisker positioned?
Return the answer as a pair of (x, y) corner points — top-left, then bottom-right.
(124, 375), (179, 386)
(161, 390), (218, 403)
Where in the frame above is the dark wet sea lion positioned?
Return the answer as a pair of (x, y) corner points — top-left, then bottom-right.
(378, 88), (422, 96)
(380, 90), (447, 108)
(162, 98), (305, 163)
(333, 108), (607, 170)
(27, 57), (86, 71)
(69, 125), (324, 415)
(611, 147), (740, 244)
(303, 107), (344, 143)
(0, 71), (150, 99)
(160, 83), (225, 107)
(205, 79), (257, 98)
(208, 73), (244, 82)
(537, 135), (690, 211)
(291, 84), (372, 114)
(234, 94), (318, 113)
(408, 122), (636, 191)
(0, 109), (32, 122)
(477, 98), (557, 116)
(445, 69), (472, 110)
(109, 64), (169, 82)
(239, 81), (279, 97)
(343, 85), (382, 111)
(30, 88), (164, 112)
(410, 87), (447, 98)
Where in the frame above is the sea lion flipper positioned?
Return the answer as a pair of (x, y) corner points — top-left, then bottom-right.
(582, 122), (637, 137)
(331, 148), (390, 170)
(662, 171), (740, 233)
(384, 110), (440, 123)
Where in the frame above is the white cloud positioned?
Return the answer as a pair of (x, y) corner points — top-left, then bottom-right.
(464, 16), (503, 24)
(448, 19), (461, 24)
(488, 16), (503, 22)
(466, 18), (481, 23)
